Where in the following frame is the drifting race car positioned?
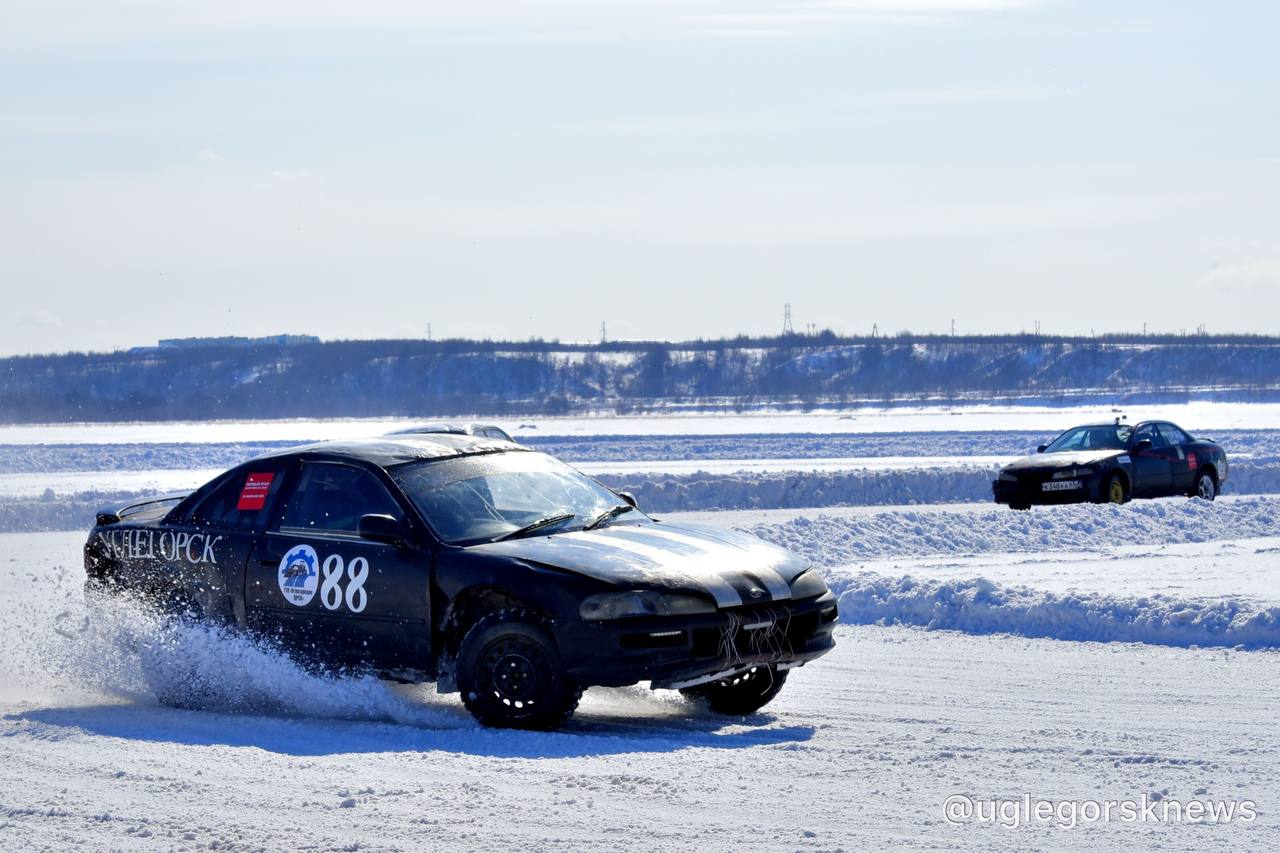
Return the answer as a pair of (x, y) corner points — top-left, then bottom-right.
(84, 434), (837, 729)
(993, 419), (1228, 510)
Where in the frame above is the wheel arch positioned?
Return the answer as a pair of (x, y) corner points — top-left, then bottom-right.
(439, 585), (545, 658)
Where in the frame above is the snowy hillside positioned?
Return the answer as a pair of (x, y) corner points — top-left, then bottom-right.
(8, 335), (1280, 422)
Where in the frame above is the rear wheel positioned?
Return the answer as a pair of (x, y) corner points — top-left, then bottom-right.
(457, 609), (581, 730)
(1193, 470), (1217, 501)
(1105, 473), (1128, 505)
(1008, 502), (1031, 512)
(680, 665), (788, 715)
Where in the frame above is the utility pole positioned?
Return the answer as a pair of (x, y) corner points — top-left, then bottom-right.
(600, 321), (607, 344)
(951, 319), (956, 337)
(783, 303), (794, 335)
(427, 323), (432, 341)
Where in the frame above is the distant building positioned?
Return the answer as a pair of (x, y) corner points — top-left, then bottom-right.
(157, 334), (320, 349)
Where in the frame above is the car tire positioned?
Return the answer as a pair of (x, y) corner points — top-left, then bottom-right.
(1193, 470), (1217, 501)
(457, 608), (582, 730)
(1008, 503), (1031, 512)
(680, 665), (789, 715)
(1105, 473), (1129, 505)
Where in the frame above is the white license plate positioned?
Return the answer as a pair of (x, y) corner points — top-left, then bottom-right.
(1042, 480), (1082, 492)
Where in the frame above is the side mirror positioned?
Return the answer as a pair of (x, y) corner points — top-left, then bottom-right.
(1036, 445), (1047, 453)
(358, 513), (409, 546)
(615, 490), (638, 509)
(1133, 439), (1153, 452)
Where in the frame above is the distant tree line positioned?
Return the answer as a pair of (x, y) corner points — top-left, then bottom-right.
(3, 335), (1280, 423)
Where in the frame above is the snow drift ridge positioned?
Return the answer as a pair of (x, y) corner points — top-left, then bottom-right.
(829, 572), (1280, 650)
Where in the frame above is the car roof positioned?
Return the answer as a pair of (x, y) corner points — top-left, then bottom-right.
(255, 434), (525, 468)
(386, 422), (469, 435)
(1070, 420), (1177, 427)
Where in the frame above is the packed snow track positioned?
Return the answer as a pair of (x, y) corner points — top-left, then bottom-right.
(1, 530), (1277, 850)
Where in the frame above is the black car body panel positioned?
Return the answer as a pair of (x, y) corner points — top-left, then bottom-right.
(992, 420), (1229, 507)
(85, 436), (836, 693)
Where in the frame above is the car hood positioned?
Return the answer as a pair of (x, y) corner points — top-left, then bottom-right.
(1004, 449), (1127, 472)
(466, 520), (810, 608)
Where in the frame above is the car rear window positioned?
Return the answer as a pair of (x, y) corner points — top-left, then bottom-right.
(191, 467), (286, 532)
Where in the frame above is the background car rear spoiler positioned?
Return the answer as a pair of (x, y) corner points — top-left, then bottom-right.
(95, 493), (190, 527)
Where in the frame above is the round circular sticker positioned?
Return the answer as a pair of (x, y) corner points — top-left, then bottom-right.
(278, 544), (319, 606)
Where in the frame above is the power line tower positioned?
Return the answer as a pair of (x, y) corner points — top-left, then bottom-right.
(600, 321), (607, 344)
(783, 303), (794, 335)
(871, 323), (878, 339)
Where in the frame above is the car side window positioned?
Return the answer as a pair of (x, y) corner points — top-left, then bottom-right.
(191, 467), (286, 532)
(278, 463), (403, 535)
(1132, 424), (1165, 448)
(1159, 424), (1189, 446)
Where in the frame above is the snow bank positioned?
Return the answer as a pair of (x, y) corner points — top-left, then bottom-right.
(597, 467), (1000, 512)
(744, 497), (1280, 563)
(0, 490), (153, 534)
(829, 572), (1280, 649)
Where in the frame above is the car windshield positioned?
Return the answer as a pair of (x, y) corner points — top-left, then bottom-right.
(1043, 424), (1132, 453)
(391, 451), (633, 546)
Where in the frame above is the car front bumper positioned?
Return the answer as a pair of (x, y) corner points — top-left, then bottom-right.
(554, 591), (839, 689)
(992, 474), (1106, 506)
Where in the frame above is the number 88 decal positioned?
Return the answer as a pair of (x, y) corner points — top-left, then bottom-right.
(320, 554), (370, 613)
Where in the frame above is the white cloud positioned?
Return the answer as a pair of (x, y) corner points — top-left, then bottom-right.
(12, 308), (64, 330)
(0, 0), (1042, 52)
(1204, 259), (1280, 292)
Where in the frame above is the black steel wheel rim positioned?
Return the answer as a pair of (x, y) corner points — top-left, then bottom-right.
(480, 637), (555, 714)
(719, 666), (767, 689)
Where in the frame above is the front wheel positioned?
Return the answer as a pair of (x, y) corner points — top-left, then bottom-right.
(1105, 473), (1129, 505)
(456, 609), (581, 730)
(1193, 470), (1217, 501)
(680, 665), (788, 715)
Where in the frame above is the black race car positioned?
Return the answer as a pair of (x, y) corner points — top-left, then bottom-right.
(84, 435), (837, 729)
(992, 419), (1228, 510)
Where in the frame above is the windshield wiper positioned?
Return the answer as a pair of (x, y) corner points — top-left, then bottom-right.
(582, 504), (635, 531)
(492, 512), (576, 542)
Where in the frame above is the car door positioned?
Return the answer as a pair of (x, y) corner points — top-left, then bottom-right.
(1158, 423), (1196, 494)
(184, 462), (292, 624)
(1129, 423), (1172, 497)
(245, 460), (432, 673)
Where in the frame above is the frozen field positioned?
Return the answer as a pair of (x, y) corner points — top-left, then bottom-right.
(1, 522), (1277, 851)
(2, 406), (1278, 850)
(5, 400), (1280, 444)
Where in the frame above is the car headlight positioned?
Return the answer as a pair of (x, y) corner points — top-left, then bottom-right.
(1052, 467), (1096, 479)
(998, 471), (1018, 482)
(789, 568), (829, 599)
(579, 590), (716, 621)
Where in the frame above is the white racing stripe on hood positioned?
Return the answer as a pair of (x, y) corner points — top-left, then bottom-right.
(573, 531), (744, 608)
(622, 527), (793, 602)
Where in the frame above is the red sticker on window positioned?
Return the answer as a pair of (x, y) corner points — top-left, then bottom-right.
(236, 472), (275, 510)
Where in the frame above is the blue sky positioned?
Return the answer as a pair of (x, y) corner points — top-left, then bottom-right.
(2, 0), (1277, 355)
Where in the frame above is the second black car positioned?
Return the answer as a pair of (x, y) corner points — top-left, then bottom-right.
(993, 420), (1228, 510)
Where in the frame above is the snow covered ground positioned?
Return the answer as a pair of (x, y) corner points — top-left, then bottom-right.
(3, 405), (1279, 849)
(5, 399), (1280, 444)
(1, 530), (1276, 851)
